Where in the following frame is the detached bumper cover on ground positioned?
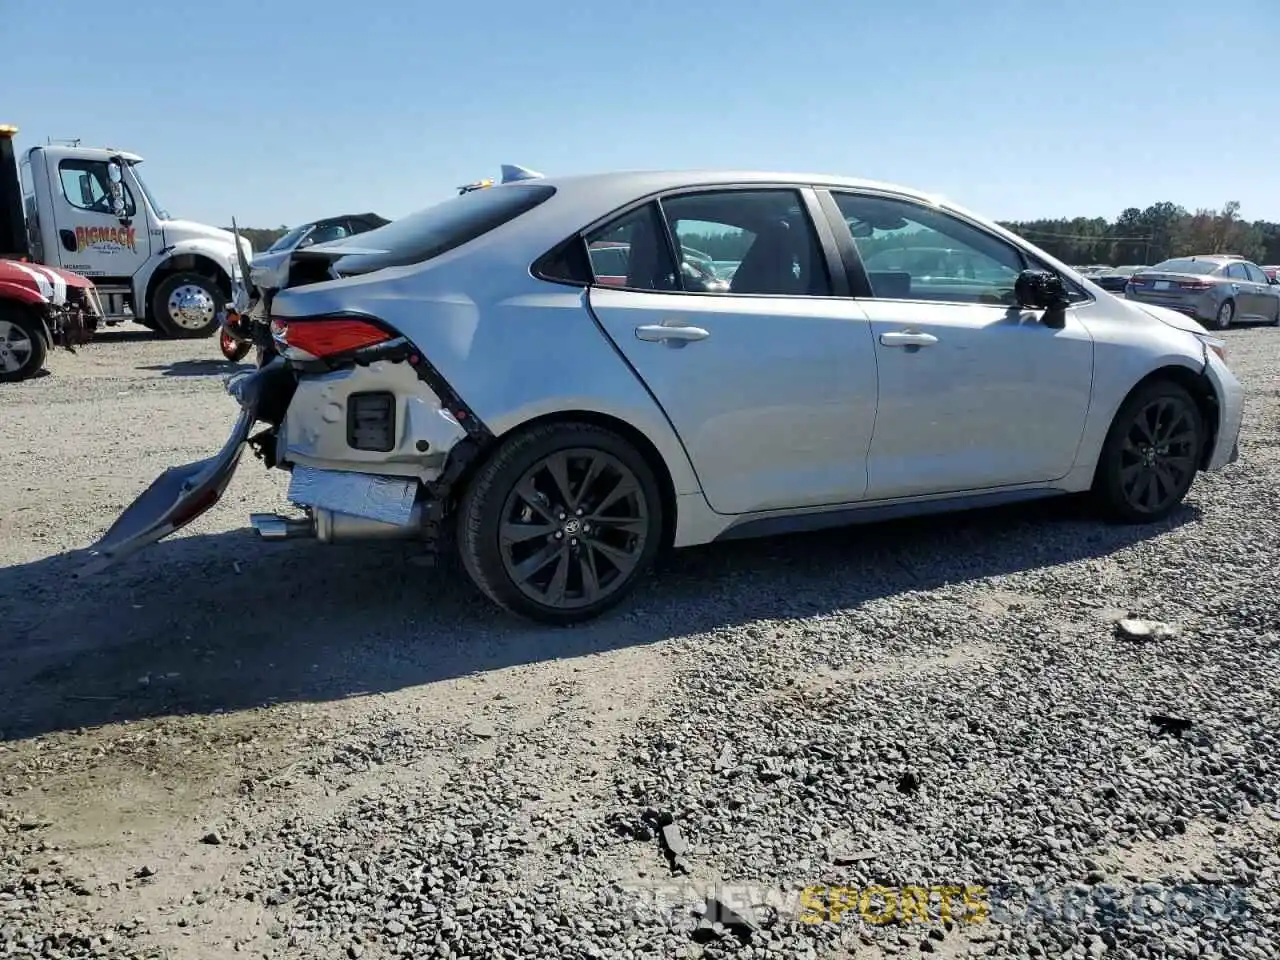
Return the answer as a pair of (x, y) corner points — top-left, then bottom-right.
(75, 362), (289, 576)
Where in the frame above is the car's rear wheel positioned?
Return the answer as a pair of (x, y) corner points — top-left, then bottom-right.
(1213, 299), (1234, 330)
(457, 422), (664, 624)
(1093, 380), (1204, 524)
(0, 305), (48, 383)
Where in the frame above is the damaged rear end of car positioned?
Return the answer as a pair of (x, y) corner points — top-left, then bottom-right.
(78, 171), (552, 575)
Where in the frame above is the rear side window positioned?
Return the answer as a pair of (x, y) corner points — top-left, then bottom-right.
(329, 184), (556, 276)
(582, 203), (679, 291)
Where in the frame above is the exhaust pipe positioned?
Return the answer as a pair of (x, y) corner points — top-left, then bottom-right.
(250, 514), (314, 540)
(249, 503), (423, 543)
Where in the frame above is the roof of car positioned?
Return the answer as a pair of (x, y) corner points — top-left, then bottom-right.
(535, 169), (945, 203)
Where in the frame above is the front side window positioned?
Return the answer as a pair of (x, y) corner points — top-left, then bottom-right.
(267, 224), (311, 252)
(660, 190), (831, 296)
(303, 222), (350, 247)
(833, 192), (1023, 305)
(1243, 262), (1267, 284)
(58, 159), (136, 217)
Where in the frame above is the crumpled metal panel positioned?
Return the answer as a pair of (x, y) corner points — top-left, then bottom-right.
(287, 465), (419, 526)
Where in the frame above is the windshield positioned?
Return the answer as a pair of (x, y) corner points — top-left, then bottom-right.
(127, 161), (169, 220)
(267, 224), (312, 253)
(1151, 259), (1219, 275)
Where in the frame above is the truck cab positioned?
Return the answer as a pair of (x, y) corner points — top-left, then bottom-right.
(19, 143), (251, 338)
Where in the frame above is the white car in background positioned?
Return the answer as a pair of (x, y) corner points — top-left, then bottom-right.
(85, 169), (1245, 624)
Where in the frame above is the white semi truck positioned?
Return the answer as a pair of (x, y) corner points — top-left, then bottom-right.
(15, 135), (250, 338)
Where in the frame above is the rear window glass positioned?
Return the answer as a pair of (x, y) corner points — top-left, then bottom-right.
(326, 184), (556, 276)
(1151, 259), (1219, 275)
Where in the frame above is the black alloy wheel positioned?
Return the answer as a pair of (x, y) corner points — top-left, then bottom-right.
(458, 422), (663, 623)
(1095, 380), (1204, 523)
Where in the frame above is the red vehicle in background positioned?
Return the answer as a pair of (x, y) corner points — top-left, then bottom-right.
(0, 124), (101, 382)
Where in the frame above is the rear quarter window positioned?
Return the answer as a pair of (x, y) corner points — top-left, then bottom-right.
(329, 184), (556, 277)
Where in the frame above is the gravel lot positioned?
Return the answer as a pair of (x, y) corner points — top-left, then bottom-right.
(2, 322), (1278, 960)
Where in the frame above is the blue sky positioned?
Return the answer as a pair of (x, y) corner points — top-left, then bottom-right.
(8, 0), (1276, 229)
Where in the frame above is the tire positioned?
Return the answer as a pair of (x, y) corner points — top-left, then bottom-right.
(1093, 379), (1205, 524)
(1270, 300), (1280, 326)
(0, 304), (49, 383)
(1212, 299), (1234, 330)
(457, 421), (664, 624)
(150, 272), (224, 339)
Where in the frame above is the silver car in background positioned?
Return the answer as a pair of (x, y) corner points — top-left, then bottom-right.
(1126, 255), (1280, 329)
(82, 169), (1245, 624)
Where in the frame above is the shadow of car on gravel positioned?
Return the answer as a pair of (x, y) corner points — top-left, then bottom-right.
(91, 327), (166, 343)
(0, 496), (1201, 740)
(137, 359), (255, 377)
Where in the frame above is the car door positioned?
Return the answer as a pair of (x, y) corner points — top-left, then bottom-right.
(1222, 262), (1255, 317)
(46, 155), (151, 279)
(822, 189), (1095, 500)
(1242, 262), (1277, 320)
(584, 186), (880, 516)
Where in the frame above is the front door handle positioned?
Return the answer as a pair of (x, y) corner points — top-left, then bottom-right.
(635, 323), (710, 343)
(879, 330), (939, 348)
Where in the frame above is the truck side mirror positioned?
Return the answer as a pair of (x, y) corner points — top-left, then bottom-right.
(78, 174), (95, 207)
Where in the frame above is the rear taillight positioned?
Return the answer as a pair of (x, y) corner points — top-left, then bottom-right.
(270, 315), (393, 361)
(1177, 280), (1212, 290)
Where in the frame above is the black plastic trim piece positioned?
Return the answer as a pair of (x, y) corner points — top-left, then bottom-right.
(814, 188), (873, 298)
(714, 487), (1061, 542)
(798, 187), (850, 299)
(531, 234), (592, 287)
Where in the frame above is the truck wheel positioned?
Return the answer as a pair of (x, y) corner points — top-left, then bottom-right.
(151, 273), (224, 339)
(0, 304), (49, 383)
(457, 421), (664, 624)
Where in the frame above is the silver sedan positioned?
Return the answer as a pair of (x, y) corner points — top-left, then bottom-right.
(84, 169), (1245, 623)
(1127, 256), (1280, 329)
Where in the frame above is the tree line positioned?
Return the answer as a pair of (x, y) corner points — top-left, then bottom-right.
(234, 200), (1280, 268)
(998, 201), (1280, 267)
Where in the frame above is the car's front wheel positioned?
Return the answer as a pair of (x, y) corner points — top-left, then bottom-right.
(1093, 379), (1205, 524)
(457, 421), (664, 624)
(0, 304), (49, 383)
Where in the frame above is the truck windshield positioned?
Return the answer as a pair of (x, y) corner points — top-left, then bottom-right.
(128, 162), (170, 220)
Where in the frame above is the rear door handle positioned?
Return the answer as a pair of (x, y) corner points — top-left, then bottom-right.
(879, 330), (938, 347)
(635, 323), (710, 343)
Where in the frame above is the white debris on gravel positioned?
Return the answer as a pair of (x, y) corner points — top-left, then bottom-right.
(1, 324), (1279, 959)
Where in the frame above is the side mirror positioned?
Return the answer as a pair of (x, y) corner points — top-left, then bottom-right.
(1015, 269), (1071, 327)
(78, 174), (95, 207)
(105, 160), (128, 221)
(1269, 276), (1278, 285)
